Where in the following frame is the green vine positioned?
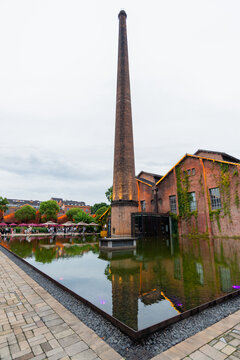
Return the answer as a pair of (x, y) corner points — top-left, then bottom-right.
(209, 208), (221, 232)
(169, 212), (178, 221)
(233, 169), (238, 177)
(234, 172), (239, 208)
(176, 166), (198, 222)
(219, 163), (231, 220)
(208, 164), (239, 230)
(207, 191), (221, 232)
(235, 192), (239, 208)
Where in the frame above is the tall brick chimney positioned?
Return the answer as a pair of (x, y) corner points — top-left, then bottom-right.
(111, 10), (138, 237)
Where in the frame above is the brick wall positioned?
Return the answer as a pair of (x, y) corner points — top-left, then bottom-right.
(63, 205), (91, 214)
(137, 181), (153, 212)
(155, 156), (240, 236)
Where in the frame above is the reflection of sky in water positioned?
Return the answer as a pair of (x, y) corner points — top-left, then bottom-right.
(27, 253), (113, 314)
(8, 235), (240, 332)
(138, 300), (179, 330)
(26, 251), (179, 330)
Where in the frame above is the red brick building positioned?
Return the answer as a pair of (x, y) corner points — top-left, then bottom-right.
(136, 171), (162, 213)
(136, 150), (240, 237)
(5, 198), (91, 216)
(51, 198), (91, 215)
(5, 199), (41, 215)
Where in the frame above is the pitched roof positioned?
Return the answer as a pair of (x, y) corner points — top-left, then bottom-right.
(7, 199), (41, 207)
(137, 171), (163, 179)
(194, 149), (240, 164)
(136, 177), (154, 186)
(156, 153), (240, 186)
(63, 200), (86, 206)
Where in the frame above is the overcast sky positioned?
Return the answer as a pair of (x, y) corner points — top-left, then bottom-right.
(0, 0), (240, 205)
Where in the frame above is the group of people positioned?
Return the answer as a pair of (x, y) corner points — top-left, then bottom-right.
(0, 227), (12, 235)
(0, 225), (97, 236)
(46, 226), (87, 234)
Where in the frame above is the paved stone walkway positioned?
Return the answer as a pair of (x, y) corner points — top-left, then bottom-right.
(0, 251), (123, 360)
(152, 311), (240, 359)
(2, 249), (240, 360)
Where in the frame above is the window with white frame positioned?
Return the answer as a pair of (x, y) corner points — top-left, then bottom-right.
(141, 200), (146, 212)
(209, 187), (221, 210)
(189, 192), (197, 211)
(169, 195), (177, 213)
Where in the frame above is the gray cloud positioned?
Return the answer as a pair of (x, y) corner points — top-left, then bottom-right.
(0, 1), (240, 203)
(0, 146), (112, 204)
(0, 153), (92, 180)
(0, 146), (112, 181)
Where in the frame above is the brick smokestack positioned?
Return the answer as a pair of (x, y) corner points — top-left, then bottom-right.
(111, 10), (138, 237)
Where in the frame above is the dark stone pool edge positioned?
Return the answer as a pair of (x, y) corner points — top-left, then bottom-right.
(2, 245), (240, 360)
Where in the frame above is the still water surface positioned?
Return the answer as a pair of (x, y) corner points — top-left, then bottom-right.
(1, 235), (240, 331)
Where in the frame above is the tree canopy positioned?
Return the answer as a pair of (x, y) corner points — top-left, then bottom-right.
(66, 208), (81, 221)
(15, 205), (36, 222)
(72, 209), (95, 224)
(105, 186), (113, 203)
(95, 206), (111, 226)
(39, 200), (60, 221)
(95, 206), (108, 217)
(91, 202), (108, 214)
(0, 197), (8, 219)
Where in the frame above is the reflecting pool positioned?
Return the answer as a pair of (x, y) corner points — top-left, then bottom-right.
(1, 234), (240, 331)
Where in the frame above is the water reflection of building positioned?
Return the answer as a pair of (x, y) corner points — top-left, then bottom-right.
(111, 259), (140, 330)
(3, 235), (240, 331)
(213, 238), (240, 292)
(100, 236), (240, 330)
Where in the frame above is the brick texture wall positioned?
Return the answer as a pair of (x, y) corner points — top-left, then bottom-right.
(155, 156), (240, 236)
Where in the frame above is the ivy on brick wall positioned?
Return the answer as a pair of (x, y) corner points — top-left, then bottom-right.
(219, 163), (231, 220)
(209, 206), (221, 232)
(233, 169), (239, 208)
(176, 166), (198, 222)
(208, 163), (240, 232)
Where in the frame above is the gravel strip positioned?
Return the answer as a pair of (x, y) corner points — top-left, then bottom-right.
(1, 245), (240, 360)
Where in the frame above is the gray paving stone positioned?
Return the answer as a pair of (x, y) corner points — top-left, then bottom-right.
(71, 348), (98, 360)
(65, 341), (89, 356)
(47, 351), (67, 360)
(189, 350), (212, 360)
(58, 333), (80, 348)
(40, 341), (52, 352)
(30, 354), (46, 360)
(200, 344), (227, 360)
(44, 318), (63, 327)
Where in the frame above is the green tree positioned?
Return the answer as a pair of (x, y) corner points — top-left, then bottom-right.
(96, 206), (108, 217)
(66, 208), (81, 221)
(39, 200), (60, 221)
(91, 202), (108, 214)
(0, 197), (8, 219)
(10, 240), (33, 258)
(105, 186), (113, 203)
(73, 209), (95, 224)
(15, 205), (36, 223)
(95, 206), (110, 226)
(35, 247), (57, 264)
